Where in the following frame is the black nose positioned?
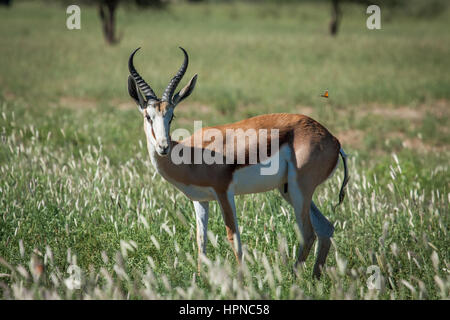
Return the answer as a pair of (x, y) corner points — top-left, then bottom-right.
(159, 146), (170, 155)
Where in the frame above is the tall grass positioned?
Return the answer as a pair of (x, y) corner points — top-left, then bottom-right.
(0, 101), (448, 299)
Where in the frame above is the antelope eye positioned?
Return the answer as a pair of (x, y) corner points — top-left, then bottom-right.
(146, 114), (152, 122)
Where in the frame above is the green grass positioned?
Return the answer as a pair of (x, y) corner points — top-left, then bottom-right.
(0, 1), (449, 299)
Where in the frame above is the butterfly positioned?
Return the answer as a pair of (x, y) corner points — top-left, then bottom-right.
(321, 90), (329, 98)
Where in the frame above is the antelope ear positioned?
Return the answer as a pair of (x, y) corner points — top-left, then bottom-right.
(128, 75), (146, 111)
(172, 74), (197, 106)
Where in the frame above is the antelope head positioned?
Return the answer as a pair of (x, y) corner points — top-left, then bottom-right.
(127, 47), (197, 156)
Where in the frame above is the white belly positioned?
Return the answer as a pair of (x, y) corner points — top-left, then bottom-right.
(229, 144), (290, 195)
(167, 180), (217, 202)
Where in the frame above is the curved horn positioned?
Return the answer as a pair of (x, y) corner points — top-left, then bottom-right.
(128, 47), (158, 100)
(161, 47), (188, 102)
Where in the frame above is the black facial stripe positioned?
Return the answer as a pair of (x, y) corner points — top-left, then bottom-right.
(145, 114), (153, 125)
(169, 114), (174, 124)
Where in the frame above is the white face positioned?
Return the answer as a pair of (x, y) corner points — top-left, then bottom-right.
(142, 100), (174, 156)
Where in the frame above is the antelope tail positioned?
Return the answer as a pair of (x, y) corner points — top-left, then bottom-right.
(334, 148), (350, 210)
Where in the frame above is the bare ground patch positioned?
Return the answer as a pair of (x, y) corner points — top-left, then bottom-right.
(339, 100), (449, 153)
(369, 107), (423, 120)
(59, 97), (98, 109)
(115, 100), (135, 110)
(337, 129), (448, 153)
(294, 105), (315, 117)
(182, 102), (212, 114)
(3, 91), (16, 101)
(358, 100), (450, 120)
(336, 129), (364, 148)
(391, 132), (448, 153)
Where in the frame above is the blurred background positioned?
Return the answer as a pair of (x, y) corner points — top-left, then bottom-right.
(0, 0), (449, 300)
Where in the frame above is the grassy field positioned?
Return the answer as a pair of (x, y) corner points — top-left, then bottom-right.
(0, 1), (449, 299)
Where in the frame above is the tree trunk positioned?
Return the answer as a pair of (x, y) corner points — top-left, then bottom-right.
(0, 0), (12, 6)
(329, 0), (341, 36)
(99, 0), (119, 45)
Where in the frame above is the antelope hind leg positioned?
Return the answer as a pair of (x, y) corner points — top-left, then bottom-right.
(279, 187), (333, 278)
(310, 201), (334, 278)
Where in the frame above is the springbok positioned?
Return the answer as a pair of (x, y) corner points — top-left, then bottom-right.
(127, 47), (349, 278)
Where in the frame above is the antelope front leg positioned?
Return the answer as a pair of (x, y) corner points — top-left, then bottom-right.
(193, 201), (209, 274)
(215, 191), (242, 263)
